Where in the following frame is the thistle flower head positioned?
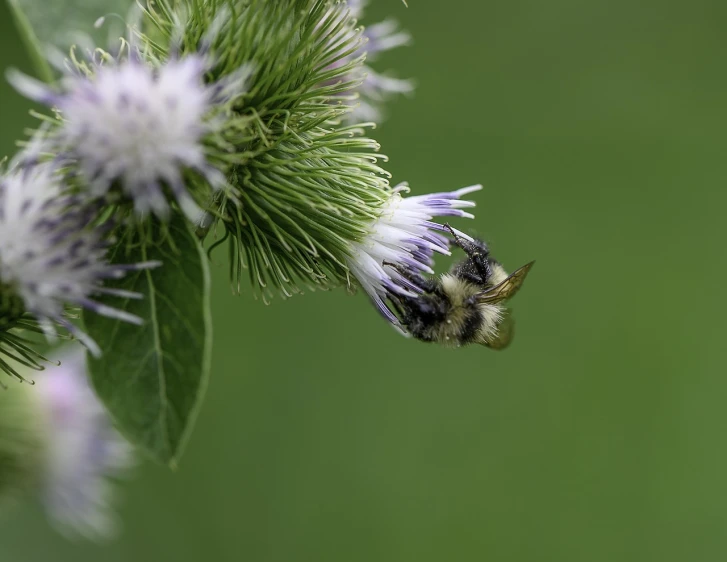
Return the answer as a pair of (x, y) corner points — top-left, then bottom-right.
(131, 0), (393, 296)
(8, 51), (248, 220)
(0, 155), (159, 356)
(346, 184), (482, 327)
(35, 346), (134, 539)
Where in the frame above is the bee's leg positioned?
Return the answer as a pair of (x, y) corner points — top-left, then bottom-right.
(443, 223), (491, 282)
(386, 294), (406, 318)
(443, 223), (490, 257)
(382, 261), (437, 293)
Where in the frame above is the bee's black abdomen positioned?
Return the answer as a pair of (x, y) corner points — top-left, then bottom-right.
(396, 289), (482, 346)
(398, 292), (448, 341)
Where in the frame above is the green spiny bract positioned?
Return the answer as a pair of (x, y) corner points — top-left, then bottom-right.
(0, 301), (51, 384)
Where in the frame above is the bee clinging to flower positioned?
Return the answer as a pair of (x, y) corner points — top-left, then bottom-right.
(384, 226), (534, 349)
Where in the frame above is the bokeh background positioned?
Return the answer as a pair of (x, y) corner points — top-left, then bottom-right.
(2, 1), (727, 561)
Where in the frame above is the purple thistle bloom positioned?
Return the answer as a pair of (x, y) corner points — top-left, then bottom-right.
(327, 0), (413, 123)
(0, 158), (159, 355)
(346, 184), (481, 328)
(35, 346), (134, 539)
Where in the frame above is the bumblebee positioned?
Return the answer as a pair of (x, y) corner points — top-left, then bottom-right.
(385, 226), (533, 349)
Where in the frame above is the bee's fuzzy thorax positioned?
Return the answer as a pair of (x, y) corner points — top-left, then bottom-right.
(487, 262), (510, 288)
(436, 273), (480, 346)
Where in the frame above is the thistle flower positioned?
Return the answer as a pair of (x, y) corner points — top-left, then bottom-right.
(331, 0), (413, 123)
(8, 52), (249, 220)
(129, 2), (389, 292)
(0, 346), (134, 539)
(346, 184), (482, 327)
(0, 155), (158, 358)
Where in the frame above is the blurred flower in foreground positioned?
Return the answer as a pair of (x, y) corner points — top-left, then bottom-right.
(8, 52), (250, 220)
(346, 184), (482, 328)
(0, 346), (134, 540)
(36, 346), (133, 539)
(0, 153), (159, 361)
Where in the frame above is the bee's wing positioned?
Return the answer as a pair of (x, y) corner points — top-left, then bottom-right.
(477, 261), (535, 304)
(482, 309), (515, 350)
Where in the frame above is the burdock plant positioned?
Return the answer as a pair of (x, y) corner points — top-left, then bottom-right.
(1, 0), (492, 538)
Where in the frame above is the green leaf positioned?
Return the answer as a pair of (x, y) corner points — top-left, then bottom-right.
(11, 0), (133, 49)
(6, 0), (53, 83)
(84, 215), (213, 467)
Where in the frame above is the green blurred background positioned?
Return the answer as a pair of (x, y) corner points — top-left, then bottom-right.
(2, 1), (727, 560)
